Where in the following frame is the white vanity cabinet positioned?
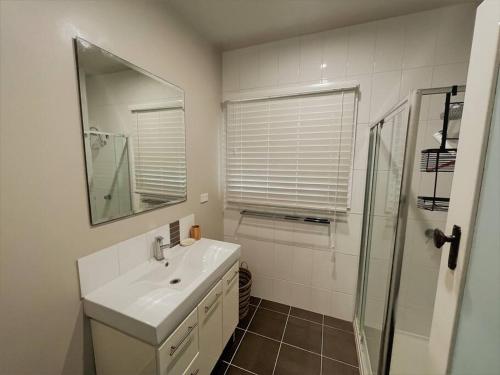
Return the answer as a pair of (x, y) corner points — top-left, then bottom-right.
(183, 354), (200, 375)
(157, 309), (199, 375)
(222, 262), (239, 344)
(197, 281), (223, 374)
(90, 260), (239, 375)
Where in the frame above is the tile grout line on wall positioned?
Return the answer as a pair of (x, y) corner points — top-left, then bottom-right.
(271, 305), (291, 375)
(224, 298), (262, 375)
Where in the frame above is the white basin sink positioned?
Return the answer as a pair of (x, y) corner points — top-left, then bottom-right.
(83, 238), (240, 345)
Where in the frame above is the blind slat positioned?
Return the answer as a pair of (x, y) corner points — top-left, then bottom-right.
(133, 109), (186, 198)
(225, 90), (356, 213)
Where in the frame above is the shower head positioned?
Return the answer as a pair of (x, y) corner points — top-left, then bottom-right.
(440, 102), (463, 120)
(89, 126), (108, 149)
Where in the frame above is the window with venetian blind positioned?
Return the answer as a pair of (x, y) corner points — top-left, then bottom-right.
(224, 89), (357, 213)
(131, 107), (186, 200)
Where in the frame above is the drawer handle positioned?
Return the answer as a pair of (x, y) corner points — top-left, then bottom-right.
(169, 323), (197, 356)
(191, 370), (199, 375)
(204, 292), (221, 313)
(227, 270), (239, 285)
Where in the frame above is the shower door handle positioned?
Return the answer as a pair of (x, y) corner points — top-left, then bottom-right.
(433, 225), (462, 270)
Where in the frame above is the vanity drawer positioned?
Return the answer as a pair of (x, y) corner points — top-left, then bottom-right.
(222, 262), (239, 344)
(182, 354), (200, 375)
(198, 280), (223, 322)
(197, 281), (223, 374)
(223, 262), (239, 292)
(157, 308), (198, 375)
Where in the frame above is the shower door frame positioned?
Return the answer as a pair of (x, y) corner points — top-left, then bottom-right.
(355, 86), (468, 374)
(354, 90), (422, 375)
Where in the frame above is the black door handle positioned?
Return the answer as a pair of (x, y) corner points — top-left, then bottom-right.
(433, 225), (462, 270)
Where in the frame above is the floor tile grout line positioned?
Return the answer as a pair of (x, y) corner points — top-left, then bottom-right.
(321, 353), (359, 369)
(255, 302), (354, 333)
(245, 329), (282, 343)
(271, 305), (291, 375)
(244, 319), (340, 357)
(252, 300), (354, 334)
(320, 314), (324, 375)
(233, 299), (357, 372)
(323, 323), (356, 335)
(224, 341), (359, 372)
(256, 305), (290, 316)
(250, 331), (358, 369)
(244, 331), (323, 358)
(224, 299), (262, 375)
(287, 314), (323, 326)
(272, 339), (359, 369)
(245, 329), (325, 357)
(224, 301), (260, 373)
(257, 305), (324, 325)
(227, 363), (259, 375)
(281, 342), (322, 358)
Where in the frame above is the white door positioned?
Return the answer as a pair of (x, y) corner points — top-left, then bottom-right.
(428, 1), (500, 373)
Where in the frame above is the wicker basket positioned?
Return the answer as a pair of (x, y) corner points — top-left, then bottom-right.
(239, 262), (252, 321)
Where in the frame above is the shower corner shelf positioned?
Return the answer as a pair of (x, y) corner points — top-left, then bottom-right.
(420, 148), (457, 172)
(417, 148), (456, 212)
(417, 196), (450, 212)
(416, 85), (463, 213)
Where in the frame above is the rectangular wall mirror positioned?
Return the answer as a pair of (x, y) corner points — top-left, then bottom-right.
(74, 37), (187, 225)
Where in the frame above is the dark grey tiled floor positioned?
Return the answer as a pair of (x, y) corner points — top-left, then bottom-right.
(212, 297), (360, 375)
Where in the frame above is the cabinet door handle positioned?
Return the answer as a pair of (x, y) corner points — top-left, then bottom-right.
(227, 270), (239, 285)
(169, 323), (197, 356)
(204, 292), (221, 313)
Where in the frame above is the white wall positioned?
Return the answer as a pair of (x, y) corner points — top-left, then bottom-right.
(0, 1), (222, 374)
(222, 3), (476, 322)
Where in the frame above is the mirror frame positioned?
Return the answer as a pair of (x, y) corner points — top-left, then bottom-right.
(73, 37), (187, 226)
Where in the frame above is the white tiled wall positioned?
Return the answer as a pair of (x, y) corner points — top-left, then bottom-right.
(222, 3), (476, 322)
(77, 214), (194, 297)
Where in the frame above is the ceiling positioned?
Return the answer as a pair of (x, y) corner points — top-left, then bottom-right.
(167, 0), (475, 50)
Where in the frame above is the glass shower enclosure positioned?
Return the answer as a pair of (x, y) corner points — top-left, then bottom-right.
(83, 130), (133, 224)
(355, 95), (417, 375)
(354, 86), (464, 375)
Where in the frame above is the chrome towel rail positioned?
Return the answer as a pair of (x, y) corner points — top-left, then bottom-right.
(240, 209), (330, 225)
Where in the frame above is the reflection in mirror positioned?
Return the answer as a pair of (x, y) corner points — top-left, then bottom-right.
(74, 38), (186, 225)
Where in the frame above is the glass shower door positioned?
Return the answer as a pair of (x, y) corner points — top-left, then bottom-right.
(85, 133), (132, 223)
(356, 103), (409, 374)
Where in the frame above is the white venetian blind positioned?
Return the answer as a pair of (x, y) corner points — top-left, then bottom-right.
(225, 89), (357, 213)
(132, 107), (186, 198)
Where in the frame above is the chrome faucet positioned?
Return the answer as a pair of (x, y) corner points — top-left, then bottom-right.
(153, 236), (170, 261)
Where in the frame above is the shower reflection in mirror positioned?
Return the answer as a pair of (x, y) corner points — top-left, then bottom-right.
(75, 38), (187, 225)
